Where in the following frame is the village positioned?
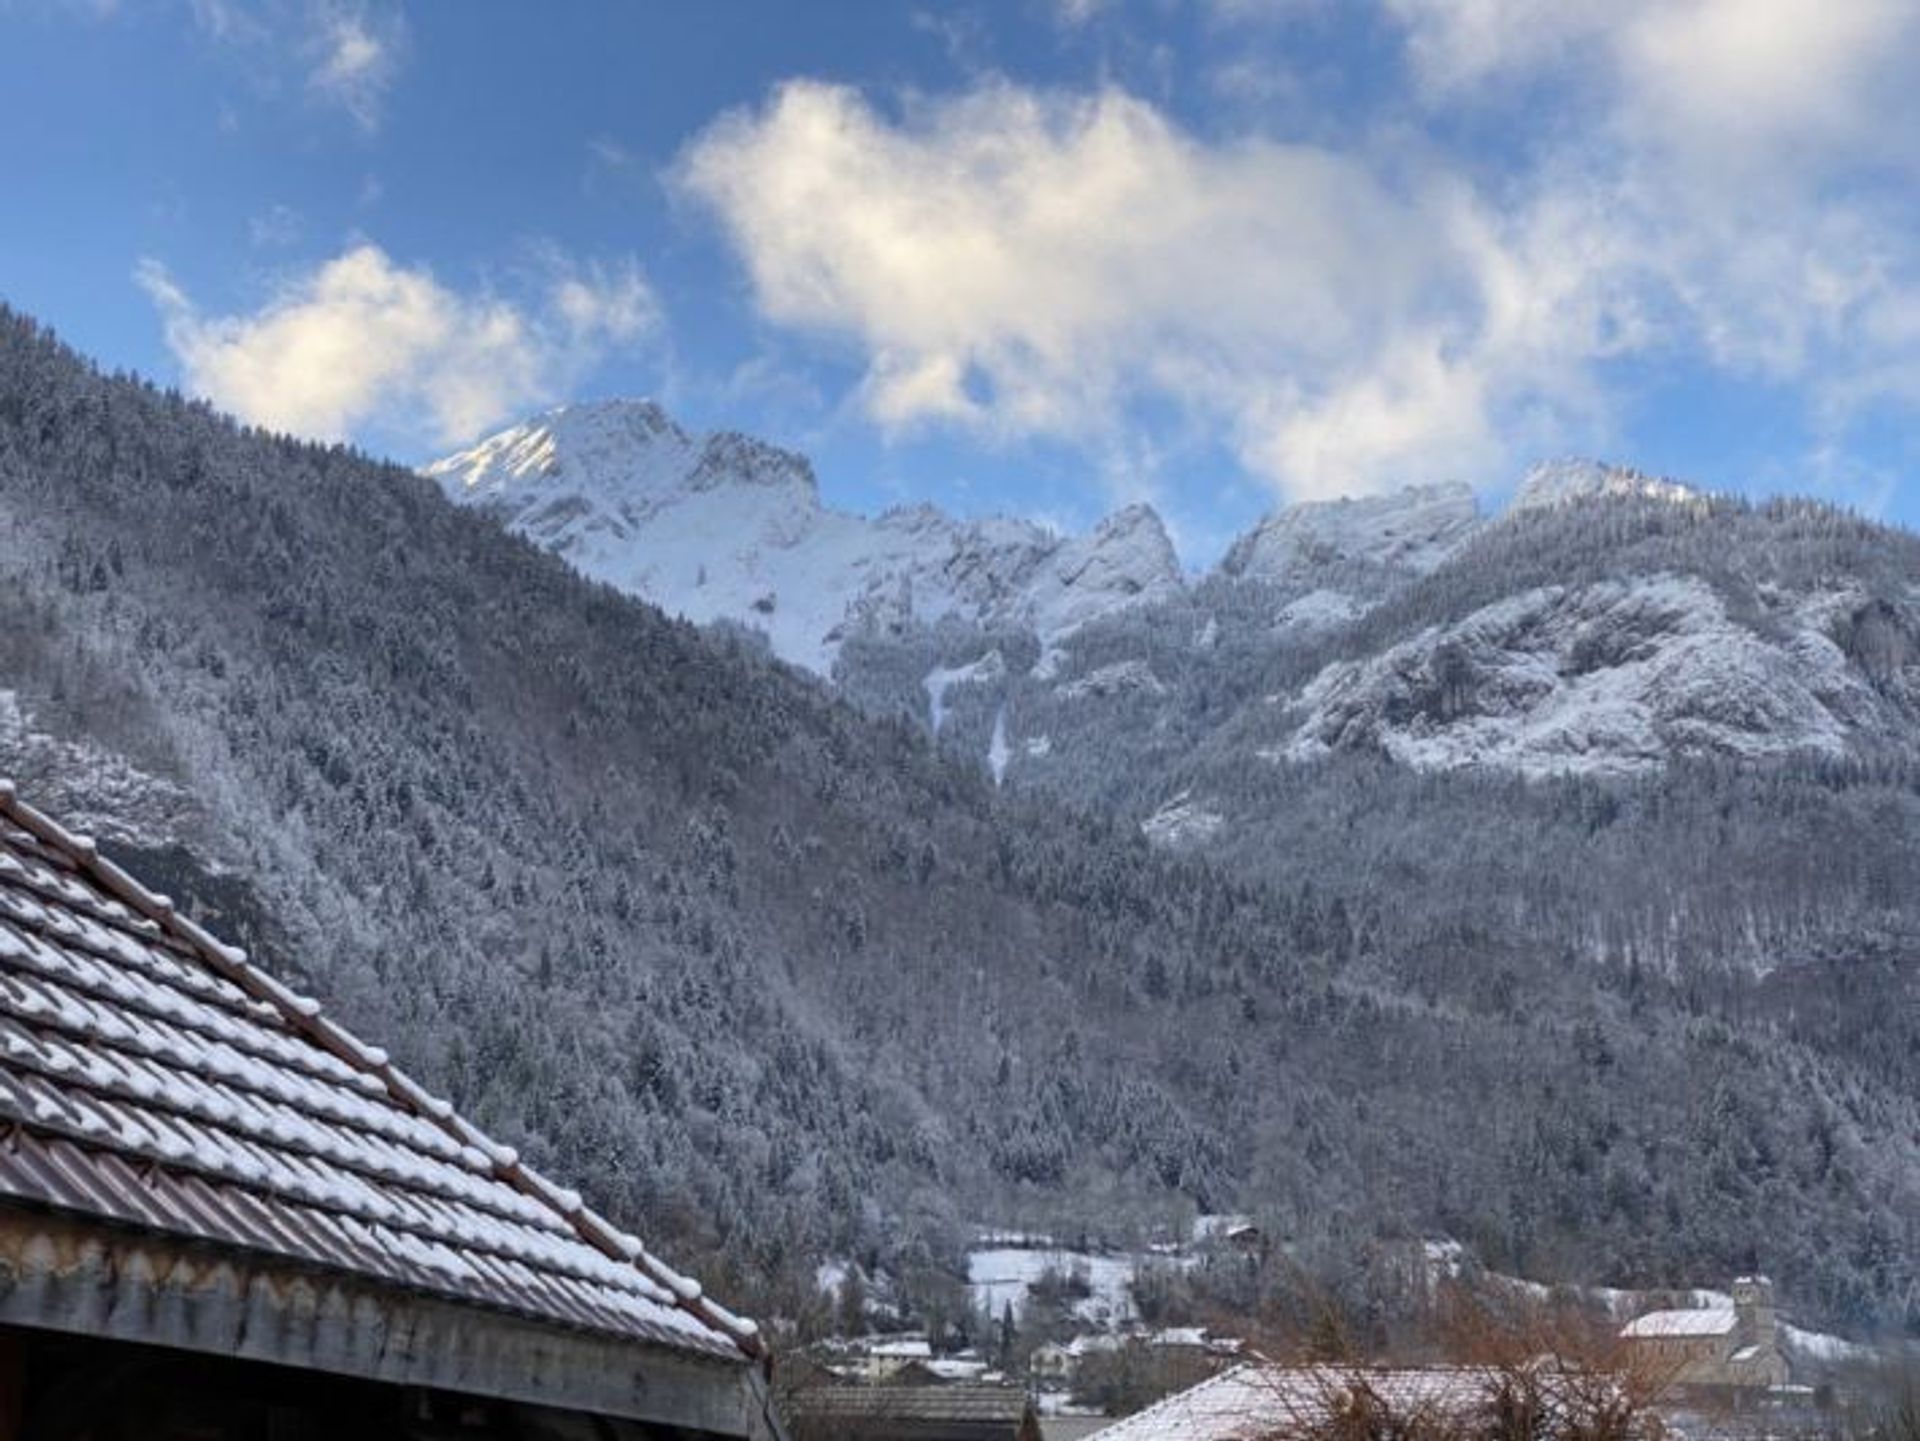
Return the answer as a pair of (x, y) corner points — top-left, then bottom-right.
(776, 1223), (1903, 1441)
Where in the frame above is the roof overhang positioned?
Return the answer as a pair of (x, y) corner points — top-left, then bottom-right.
(0, 1201), (780, 1438)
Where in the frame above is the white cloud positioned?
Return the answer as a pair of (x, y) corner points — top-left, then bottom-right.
(306, 3), (404, 133)
(138, 245), (656, 448)
(681, 0), (1920, 506)
(189, 0), (407, 133)
(677, 79), (1632, 500)
(1388, 0), (1918, 175)
(1385, 0), (1920, 412)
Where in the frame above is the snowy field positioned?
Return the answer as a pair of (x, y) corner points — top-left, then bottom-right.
(966, 1245), (1147, 1327)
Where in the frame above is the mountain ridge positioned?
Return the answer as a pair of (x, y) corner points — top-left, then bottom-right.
(4, 310), (1918, 1336)
(426, 399), (1186, 674)
(433, 402), (1678, 676)
(431, 398), (1920, 797)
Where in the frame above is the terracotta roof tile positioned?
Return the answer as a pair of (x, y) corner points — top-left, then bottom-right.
(0, 781), (760, 1362)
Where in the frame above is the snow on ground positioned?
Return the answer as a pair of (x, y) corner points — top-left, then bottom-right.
(1055, 660), (1167, 702)
(988, 706), (1011, 784)
(1282, 576), (1871, 777)
(1276, 588), (1363, 631)
(1222, 482), (1481, 582)
(923, 651), (1006, 735)
(967, 1246), (1144, 1328)
(1513, 459), (1702, 513)
(1782, 1322), (1875, 1363)
(815, 1259), (851, 1296)
(1141, 791), (1225, 849)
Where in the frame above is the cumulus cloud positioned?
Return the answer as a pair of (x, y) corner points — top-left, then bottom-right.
(138, 245), (656, 447)
(679, 0), (1920, 504)
(1387, 0), (1920, 407)
(677, 80), (1633, 499)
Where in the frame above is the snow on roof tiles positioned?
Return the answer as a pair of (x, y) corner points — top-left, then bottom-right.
(1087, 1365), (1522, 1441)
(1621, 1308), (1739, 1339)
(0, 781), (760, 1362)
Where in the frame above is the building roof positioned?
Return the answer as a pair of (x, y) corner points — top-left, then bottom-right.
(1621, 1308), (1739, 1339)
(0, 781), (761, 1368)
(791, 1384), (1034, 1424)
(791, 1381), (1044, 1435)
(872, 1338), (937, 1359)
(1086, 1364), (1520, 1441)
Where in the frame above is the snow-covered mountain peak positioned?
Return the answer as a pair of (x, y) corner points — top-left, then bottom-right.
(426, 401), (1182, 675)
(1068, 503), (1182, 593)
(1221, 482), (1482, 584)
(685, 429), (818, 496)
(1513, 459), (1700, 513)
(426, 400), (818, 510)
(1025, 502), (1184, 639)
(425, 398), (688, 500)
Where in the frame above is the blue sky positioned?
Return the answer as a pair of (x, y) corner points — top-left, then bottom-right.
(5, 0), (1920, 564)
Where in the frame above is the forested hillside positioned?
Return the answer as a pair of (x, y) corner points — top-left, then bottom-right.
(0, 307), (1915, 1337)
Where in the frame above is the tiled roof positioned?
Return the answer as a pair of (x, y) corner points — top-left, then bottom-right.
(0, 780), (760, 1363)
(1621, 1308), (1738, 1339)
(790, 1384), (1033, 1423)
(1087, 1364), (1513, 1441)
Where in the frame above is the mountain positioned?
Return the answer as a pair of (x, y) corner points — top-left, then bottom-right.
(4, 310), (1919, 1339)
(437, 406), (1877, 790)
(426, 400), (1182, 674)
(1218, 481), (1482, 584)
(1513, 457), (1705, 513)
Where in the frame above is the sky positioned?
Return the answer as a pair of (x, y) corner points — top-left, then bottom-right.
(5, 0), (1920, 565)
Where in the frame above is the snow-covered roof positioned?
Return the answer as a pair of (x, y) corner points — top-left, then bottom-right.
(1151, 1326), (1212, 1349)
(1621, 1308), (1739, 1339)
(790, 1384), (1033, 1426)
(1086, 1364), (1507, 1441)
(0, 780), (760, 1363)
(870, 1338), (935, 1359)
(928, 1358), (993, 1381)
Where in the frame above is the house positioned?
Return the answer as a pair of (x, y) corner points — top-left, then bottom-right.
(0, 782), (783, 1438)
(1031, 1329), (1241, 1393)
(1031, 1341), (1077, 1384)
(848, 1336), (937, 1382)
(1619, 1276), (1791, 1397)
(785, 1383), (1041, 1441)
(1223, 1223), (1264, 1257)
(1082, 1363), (1628, 1441)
